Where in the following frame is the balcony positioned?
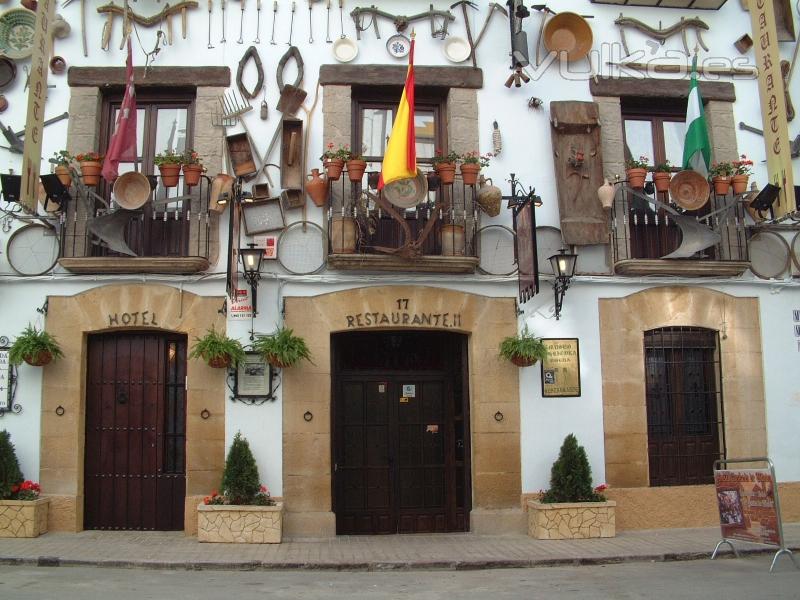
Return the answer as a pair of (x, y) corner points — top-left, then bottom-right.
(610, 183), (750, 277)
(58, 174), (215, 275)
(326, 170), (480, 274)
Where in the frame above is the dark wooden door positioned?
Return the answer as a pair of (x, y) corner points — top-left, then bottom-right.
(84, 332), (187, 530)
(333, 331), (470, 535)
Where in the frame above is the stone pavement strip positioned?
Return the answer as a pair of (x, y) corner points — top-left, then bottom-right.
(0, 524), (798, 572)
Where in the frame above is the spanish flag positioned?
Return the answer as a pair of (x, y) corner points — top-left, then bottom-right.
(378, 35), (416, 190)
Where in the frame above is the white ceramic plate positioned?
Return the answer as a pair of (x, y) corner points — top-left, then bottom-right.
(386, 34), (411, 58)
(333, 37), (359, 63)
(443, 36), (471, 63)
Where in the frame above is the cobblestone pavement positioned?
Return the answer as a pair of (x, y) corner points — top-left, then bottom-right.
(0, 524), (798, 571)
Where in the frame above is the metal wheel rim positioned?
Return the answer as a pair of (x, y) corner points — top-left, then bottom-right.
(476, 225), (518, 276)
(277, 221), (327, 275)
(748, 230), (790, 280)
(791, 231), (800, 272)
(6, 223), (60, 276)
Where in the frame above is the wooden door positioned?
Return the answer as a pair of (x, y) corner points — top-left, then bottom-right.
(84, 332), (187, 530)
(333, 331), (470, 535)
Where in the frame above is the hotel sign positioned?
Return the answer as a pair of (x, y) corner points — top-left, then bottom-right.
(541, 338), (581, 397)
(345, 298), (463, 330)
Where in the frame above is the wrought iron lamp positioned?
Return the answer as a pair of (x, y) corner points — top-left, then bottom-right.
(548, 248), (577, 320)
(239, 243), (263, 317)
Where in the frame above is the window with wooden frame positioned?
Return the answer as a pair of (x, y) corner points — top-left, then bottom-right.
(644, 326), (725, 487)
(95, 88), (197, 257)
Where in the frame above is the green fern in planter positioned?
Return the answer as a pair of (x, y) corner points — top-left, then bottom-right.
(499, 327), (548, 366)
(0, 430), (23, 500)
(188, 327), (245, 367)
(540, 434), (606, 503)
(8, 325), (63, 367)
(253, 327), (312, 368)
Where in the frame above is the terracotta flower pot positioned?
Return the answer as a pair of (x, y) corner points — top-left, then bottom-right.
(324, 158), (345, 181)
(159, 163), (182, 188)
(346, 159), (367, 182)
(80, 161), (102, 186)
(436, 162), (456, 185)
(712, 176), (731, 196)
(306, 168), (328, 207)
(653, 172), (671, 193)
(182, 163), (203, 187)
(626, 167), (647, 189)
(731, 174), (749, 195)
(459, 163), (481, 186)
(207, 355), (231, 369)
(55, 165), (72, 188)
(24, 351), (53, 367)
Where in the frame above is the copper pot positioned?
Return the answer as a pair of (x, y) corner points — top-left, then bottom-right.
(49, 56), (66, 75)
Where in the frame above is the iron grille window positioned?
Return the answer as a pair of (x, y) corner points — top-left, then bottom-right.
(644, 327), (725, 486)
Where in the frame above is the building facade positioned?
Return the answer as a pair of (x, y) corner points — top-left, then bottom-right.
(0, 0), (798, 537)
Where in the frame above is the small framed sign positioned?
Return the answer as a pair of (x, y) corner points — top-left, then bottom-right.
(541, 338), (581, 397)
(234, 352), (272, 399)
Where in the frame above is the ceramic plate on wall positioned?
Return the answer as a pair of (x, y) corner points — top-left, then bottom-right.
(383, 171), (428, 209)
(386, 34), (411, 58)
(333, 38), (359, 63)
(0, 8), (36, 60)
(443, 36), (471, 63)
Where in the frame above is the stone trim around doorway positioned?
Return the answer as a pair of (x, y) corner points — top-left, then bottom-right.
(39, 284), (226, 534)
(282, 286), (523, 537)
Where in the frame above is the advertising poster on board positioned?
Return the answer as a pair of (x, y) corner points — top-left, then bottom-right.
(714, 468), (780, 546)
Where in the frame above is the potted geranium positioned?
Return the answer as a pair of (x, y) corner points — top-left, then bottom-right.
(653, 160), (673, 193)
(154, 149), (183, 187)
(321, 142), (351, 181)
(182, 149), (204, 187)
(8, 324), (63, 367)
(346, 150), (367, 183)
(197, 432), (282, 544)
(432, 149), (460, 185)
(51, 150), (73, 187)
(499, 327), (548, 367)
(459, 151), (492, 186)
(0, 430), (49, 538)
(709, 161), (735, 195)
(75, 151), (104, 186)
(189, 327), (245, 369)
(625, 155), (649, 189)
(528, 434), (616, 539)
(731, 155), (753, 194)
(253, 326), (312, 369)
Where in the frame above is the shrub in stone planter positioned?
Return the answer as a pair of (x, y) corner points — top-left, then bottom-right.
(0, 430), (49, 538)
(197, 432), (283, 543)
(528, 434), (616, 539)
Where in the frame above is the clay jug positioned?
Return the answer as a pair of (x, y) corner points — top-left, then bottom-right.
(306, 168), (328, 207)
(597, 178), (615, 211)
(476, 176), (502, 217)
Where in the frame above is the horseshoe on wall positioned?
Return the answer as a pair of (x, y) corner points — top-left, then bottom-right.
(236, 46), (265, 100)
(277, 46), (304, 92)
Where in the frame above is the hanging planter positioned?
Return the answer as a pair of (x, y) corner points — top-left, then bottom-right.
(253, 327), (313, 369)
(653, 162), (672, 193)
(712, 176), (731, 196)
(499, 327), (547, 367)
(731, 175), (749, 195)
(51, 150), (72, 187)
(624, 155), (649, 190)
(189, 327), (245, 369)
(182, 151), (204, 187)
(8, 325), (63, 367)
(155, 149), (184, 188)
(458, 151), (491, 186)
(75, 152), (104, 186)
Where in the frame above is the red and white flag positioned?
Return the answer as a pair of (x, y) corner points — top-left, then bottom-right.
(102, 38), (138, 182)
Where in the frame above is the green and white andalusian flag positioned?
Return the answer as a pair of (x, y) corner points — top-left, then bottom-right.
(682, 55), (711, 176)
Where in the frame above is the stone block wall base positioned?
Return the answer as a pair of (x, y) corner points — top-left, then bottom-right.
(0, 499), (50, 538)
(284, 511), (336, 538)
(469, 508), (526, 535)
(527, 500), (616, 539)
(197, 503), (284, 544)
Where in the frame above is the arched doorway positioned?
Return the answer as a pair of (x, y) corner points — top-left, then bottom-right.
(83, 330), (187, 530)
(332, 330), (471, 534)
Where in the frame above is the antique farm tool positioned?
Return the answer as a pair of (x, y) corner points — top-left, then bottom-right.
(260, 86), (269, 119)
(781, 60), (795, 122)
(307, 0), (314, 43)
(237, 0), (246, 43)
(207, 0), (214, 48)
(277, 45), (304, 90)
(254, 0), (262, 42)
(739, 121), (764, 136)
(270, 0), (278, 44)
(339, 0), (345, 38)
(450, 1), (478, 68)
(88, 210), (138, 257)
(288, 1), (296, 45)
(614, 14), (709, 57)
(606, 61), (757, 78)
(220, 0), (227, 43)
(349, 5), (455, 40)
(326, 0), (332, 42)
(236, 46), (265, 99)
(738, 122), (800, 158)
(472, 2), (507, 49)
(97, 2), (199, 46)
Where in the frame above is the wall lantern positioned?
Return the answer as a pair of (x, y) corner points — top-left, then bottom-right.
(548, 248), (577, 320)
(239, 243), (263, 317)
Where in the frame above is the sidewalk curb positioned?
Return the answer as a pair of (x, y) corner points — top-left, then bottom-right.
(0, 544), (794, 572)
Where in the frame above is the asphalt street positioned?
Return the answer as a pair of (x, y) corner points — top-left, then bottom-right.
(0, 554), (798, 599)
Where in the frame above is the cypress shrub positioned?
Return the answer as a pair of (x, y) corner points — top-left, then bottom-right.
(541, 434), (605, 503)
(0, 430), (23, 500)
(221, 432), (261, 505)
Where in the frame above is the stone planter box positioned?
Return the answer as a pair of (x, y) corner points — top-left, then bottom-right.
(0, 498), (50, 538)
(197, 502), (283, 543)
(527, 499), (616, 539)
